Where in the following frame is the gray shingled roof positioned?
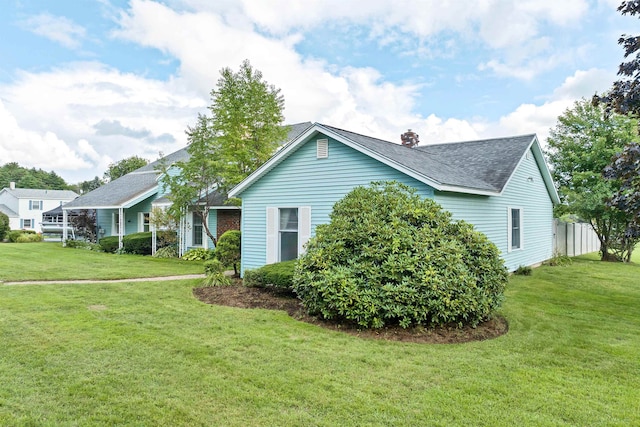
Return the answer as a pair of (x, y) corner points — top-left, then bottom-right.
(63, 171), (159, 209)
(319, 124), (535, 193)
(3, 188), (78, 200)
(0, 204), (18, 217)
(65, 122), (313, 209)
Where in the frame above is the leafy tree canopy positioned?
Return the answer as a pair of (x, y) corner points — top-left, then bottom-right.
(604, 143), (640, 260)
(104, 156), (149, 182)
(77, 176), (104, 194)
(596, 1), (640, 116)
(160, 60), (287, 244)
(0, 162), (70, 190)
(546, 98), (638, 261)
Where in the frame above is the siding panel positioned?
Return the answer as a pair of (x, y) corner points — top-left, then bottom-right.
(434, 148), (554, 271)
(240, 137), (434, 272)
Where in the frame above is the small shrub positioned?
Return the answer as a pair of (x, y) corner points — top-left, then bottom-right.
(244, 260), (296, 290)
(0, 212), (9, 241)
(545, 252), (573, 267)
(216, 230), (241, 276)
(153, 245), (178, 258)
(243, 269), (263, 288)
(65, 240), (103, 251)
(15, 233), (43, 243)
(99, 236), (119, 253)
(203, 259), (232, 286)
(7, 230), (24, 243)
(513, 265), (533, 276)
(182, 248), (215, 261)
(156, 230), (177, 249)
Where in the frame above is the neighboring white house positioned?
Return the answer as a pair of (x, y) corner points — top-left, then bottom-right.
(0, 182), (78, 231)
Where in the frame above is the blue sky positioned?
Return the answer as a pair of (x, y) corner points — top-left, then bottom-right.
(0, 0), (633, 183)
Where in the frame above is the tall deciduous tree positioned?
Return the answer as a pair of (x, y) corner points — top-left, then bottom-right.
(104, 156), (149, 182)
(604, 143), (640, 261)
(546, 98), (638, 261)
(160, 60), (287, 245)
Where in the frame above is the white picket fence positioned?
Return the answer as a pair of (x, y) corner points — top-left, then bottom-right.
(553, 219), (600, 257)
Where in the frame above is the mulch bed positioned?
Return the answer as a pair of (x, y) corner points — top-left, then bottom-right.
(192, 281), (508, 344)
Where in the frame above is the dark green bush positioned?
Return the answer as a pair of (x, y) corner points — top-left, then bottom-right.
(123, 232), (152, 255)
(216, 230), (241, 276)
(98, 232), (152, 255)
(99, 236), (119, 253)
(244, 260), (296, 290)
(0, 212), (9, 241)
(293, 181), (509, 329)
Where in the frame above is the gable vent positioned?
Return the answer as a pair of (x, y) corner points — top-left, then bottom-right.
(316, 139), (329, 159)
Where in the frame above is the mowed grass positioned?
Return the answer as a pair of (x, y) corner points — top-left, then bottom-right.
(0, 247), (639, 426)
(0, 242), (204, 281)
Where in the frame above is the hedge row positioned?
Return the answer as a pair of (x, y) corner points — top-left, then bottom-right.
(99, 232), (153, 254)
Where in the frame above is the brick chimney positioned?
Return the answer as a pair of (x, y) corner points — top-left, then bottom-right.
(401, 129), (419, 148)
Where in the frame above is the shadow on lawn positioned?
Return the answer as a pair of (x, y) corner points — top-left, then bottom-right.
(193, 280), (508, 344)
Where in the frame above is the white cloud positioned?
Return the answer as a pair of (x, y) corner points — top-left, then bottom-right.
(495, 68), (615, 145)
(20, 13), (87, 49)
(0, 99), (90, 171)
(0, 62), (205, 182)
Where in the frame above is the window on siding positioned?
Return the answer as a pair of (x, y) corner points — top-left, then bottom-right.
(279, 208), (298, 261)
(21, 219), (33, 228)
(193, 213), (203, 246)
(509, 208), (522, 251)
(29, 200), (42, 210)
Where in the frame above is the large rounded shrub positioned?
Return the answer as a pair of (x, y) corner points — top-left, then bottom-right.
(293, 181), (508, 329)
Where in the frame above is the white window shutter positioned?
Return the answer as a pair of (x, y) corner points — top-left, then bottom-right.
(298, 206), (311, 256)
(266, 207), (278, 264)
(138, 212), (143, 232)
(507, 207), (513, 253)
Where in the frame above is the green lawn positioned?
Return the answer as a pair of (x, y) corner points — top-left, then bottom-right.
(1, 246), (639, 426)
(0, 242), (204, 281)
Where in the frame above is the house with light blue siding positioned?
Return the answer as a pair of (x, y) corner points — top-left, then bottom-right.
(62, 122), (312, 253)
(229, 123), (560, 273)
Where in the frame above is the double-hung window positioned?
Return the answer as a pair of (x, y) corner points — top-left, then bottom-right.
(29, 200), (42, 210)
(266, 206), (311, 264)
(139, 212), (150, 232)
(279, 208), (299, 261)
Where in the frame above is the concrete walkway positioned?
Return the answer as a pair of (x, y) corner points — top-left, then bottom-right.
(1, 274), (206, 286)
